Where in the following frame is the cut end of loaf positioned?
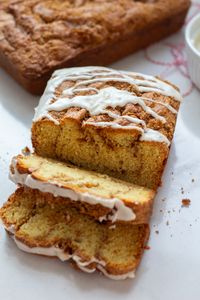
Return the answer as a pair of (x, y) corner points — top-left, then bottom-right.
(32, 66), (181, 190)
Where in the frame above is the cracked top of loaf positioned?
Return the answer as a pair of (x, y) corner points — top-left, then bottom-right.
(34, 66), (182, 146)
(0, 0), (190, 79)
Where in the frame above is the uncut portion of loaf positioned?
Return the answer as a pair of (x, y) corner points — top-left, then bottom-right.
(0, 0), (190, 94)
(10, 152), (155, 224)
(32, 66), (182, 190)
(0, 187), (149, 279)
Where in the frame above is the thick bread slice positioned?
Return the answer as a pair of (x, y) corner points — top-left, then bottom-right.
(0, 187), (149, 280)
(10, 152), (155, 224)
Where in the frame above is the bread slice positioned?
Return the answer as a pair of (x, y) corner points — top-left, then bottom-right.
(0, 187), (149, 280)
(32, 67), (182, 189)
(10, 152), (155, 224)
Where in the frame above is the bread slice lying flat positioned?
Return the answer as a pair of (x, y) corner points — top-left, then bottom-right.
(0, 187), (149, 280)
(10, 152), (155, 224)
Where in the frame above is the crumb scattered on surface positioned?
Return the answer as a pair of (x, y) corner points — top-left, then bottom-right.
(182, 199), (191, 207)
(160, 209), (163, 212)
(166, 221), (169, 226)
(144, 245), (150, 250)
(22, 147), (31, 156)
(192, 178), (195, 183)
(155, 230), (159, 234)
(168, 210), (170, 214)
(162, 198), (166, 202)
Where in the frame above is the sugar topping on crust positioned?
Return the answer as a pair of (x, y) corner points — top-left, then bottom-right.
(0, 1), (190, 79)
(34, 66), (182, 146)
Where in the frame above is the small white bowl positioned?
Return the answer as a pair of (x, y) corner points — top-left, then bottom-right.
(185, 13), (200, 90)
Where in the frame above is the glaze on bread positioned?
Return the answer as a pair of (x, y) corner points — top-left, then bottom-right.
(32, 66), (182, 190)
(0, 187), (149, 280)
(9, 152), (155, 224)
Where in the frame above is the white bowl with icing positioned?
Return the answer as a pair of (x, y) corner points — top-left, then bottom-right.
(185, 13), (200, 90)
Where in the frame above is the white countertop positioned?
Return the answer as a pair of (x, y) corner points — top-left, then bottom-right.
(0, 2), (200, 300)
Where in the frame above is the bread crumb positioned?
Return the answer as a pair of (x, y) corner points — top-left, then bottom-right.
(22, 147), (31, 156)
(192, 178), (195, 183)
(144, 245), (150, 250)
(155, 230), (159, 234)
(166, 221), (169, 226)
(182, 199), (191, 207)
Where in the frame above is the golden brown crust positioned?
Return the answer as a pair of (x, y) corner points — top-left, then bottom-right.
(38, 71), (180, 142)
(0, 0), (190, 94)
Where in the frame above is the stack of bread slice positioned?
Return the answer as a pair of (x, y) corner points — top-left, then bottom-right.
(0, 66), (182, 279)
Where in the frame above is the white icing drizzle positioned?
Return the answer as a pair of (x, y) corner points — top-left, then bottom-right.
(4, 226), (135, 280)
(97, 265), (135, 280)
(34, 66), (182, 147)
(9, 158), (136, 223)
(14, 237), (71, 261)
(141, 97), (178, 114)
(0, 219), (16, 234)
(109, 225), (116, 230)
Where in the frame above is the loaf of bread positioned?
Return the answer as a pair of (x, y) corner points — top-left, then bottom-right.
(0, 187), (149, 280)
(10, 152), (155, 224)
(32, 66), (182, 190)
(0, 0), (190, 94)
